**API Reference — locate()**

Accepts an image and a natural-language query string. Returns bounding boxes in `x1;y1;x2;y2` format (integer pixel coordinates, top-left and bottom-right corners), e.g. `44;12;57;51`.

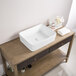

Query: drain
35;38;38;41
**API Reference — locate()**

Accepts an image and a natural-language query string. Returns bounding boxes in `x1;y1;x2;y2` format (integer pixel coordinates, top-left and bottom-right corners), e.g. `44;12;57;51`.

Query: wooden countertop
0;31;74;65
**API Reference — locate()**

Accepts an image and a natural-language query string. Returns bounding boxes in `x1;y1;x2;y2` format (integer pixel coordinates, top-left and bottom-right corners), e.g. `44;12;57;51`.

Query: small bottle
21;67;26;73
28;64;32;68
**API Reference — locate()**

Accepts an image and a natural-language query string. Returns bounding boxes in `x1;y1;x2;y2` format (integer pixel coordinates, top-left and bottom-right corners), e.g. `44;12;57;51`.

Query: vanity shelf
0;28;74;76
5;49;66;76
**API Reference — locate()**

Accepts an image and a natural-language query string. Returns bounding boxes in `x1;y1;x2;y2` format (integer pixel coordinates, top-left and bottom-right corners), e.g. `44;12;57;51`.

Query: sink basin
19;24;56;51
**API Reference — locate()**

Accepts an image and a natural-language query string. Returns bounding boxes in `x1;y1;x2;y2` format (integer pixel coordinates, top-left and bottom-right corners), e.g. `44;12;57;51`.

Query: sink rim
19;24;56;51
19;24;56;46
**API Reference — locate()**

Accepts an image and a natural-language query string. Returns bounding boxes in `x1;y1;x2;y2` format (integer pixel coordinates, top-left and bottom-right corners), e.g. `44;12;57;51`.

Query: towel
57;27;70;36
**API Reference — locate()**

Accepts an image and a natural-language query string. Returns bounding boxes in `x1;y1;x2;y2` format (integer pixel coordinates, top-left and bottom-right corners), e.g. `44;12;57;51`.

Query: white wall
0;0;72;45
66;0;76;34
0;0;72;75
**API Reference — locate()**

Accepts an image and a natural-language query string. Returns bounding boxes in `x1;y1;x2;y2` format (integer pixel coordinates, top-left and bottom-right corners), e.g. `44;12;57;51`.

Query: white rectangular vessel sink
19;24;56;51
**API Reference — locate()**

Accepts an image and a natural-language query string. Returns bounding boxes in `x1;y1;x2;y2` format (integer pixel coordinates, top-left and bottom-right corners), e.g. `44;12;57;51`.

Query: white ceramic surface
19;24;56;51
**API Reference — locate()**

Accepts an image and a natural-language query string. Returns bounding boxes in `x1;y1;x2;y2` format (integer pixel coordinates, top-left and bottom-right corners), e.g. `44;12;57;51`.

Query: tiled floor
0;37;76;76
44;37;76;76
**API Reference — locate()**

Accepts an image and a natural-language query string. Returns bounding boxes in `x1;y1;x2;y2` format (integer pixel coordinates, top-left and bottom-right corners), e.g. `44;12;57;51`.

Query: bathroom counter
0;29;74;76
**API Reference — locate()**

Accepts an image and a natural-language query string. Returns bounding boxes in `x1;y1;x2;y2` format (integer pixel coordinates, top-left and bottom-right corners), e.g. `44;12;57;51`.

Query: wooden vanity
0;28;74;76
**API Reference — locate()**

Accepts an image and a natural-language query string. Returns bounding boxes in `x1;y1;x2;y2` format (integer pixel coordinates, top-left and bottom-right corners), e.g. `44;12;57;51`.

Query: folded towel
57;27;70;36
